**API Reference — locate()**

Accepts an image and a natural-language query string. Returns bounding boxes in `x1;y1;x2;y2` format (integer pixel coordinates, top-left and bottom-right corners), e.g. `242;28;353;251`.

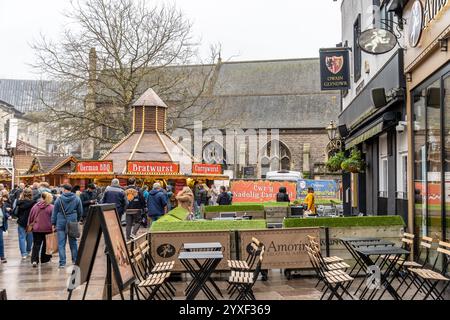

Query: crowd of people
0;179;234;269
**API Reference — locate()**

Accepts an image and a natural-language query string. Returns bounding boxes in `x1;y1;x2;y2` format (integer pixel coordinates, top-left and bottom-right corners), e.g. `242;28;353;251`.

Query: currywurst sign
127;161;179;175
319;48;350;91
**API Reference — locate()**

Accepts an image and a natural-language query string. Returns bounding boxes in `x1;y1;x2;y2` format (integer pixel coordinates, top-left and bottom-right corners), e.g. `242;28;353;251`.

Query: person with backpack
80;183;98;223
0;194;10;263
217;186;232;205
51;184;83;268
124;178;146;240
276;186;290;203
28;192;54;267
101;179;126;220
147;183;168;225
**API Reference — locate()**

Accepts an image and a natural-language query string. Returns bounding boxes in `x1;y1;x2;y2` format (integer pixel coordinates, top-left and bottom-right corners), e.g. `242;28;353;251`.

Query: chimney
132;88;168;132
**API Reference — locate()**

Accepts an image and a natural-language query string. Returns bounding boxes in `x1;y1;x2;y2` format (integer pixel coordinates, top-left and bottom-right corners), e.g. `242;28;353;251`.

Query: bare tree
30;0;234;156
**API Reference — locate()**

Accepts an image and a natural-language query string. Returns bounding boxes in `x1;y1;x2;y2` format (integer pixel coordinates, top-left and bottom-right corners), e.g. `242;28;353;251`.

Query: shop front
339;49;408;219
404;0;450;246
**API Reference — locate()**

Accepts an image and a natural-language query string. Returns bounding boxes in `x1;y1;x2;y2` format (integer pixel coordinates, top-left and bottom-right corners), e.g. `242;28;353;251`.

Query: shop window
379;134;388;198
353;14;362;83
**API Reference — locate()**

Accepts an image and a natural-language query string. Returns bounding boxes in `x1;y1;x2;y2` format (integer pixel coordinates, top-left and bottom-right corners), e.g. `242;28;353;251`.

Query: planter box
264;207;288;224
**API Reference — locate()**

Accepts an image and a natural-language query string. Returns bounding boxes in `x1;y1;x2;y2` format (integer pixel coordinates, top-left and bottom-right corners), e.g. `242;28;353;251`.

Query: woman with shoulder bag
16;188;35;259
28;192;54;267
51;185;83;269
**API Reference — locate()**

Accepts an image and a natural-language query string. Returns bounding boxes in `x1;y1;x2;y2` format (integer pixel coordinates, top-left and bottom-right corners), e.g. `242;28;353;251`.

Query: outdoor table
183;242;223;251
354;246;409;300
340;237;385;278
178;250;224;300
350;240;395;247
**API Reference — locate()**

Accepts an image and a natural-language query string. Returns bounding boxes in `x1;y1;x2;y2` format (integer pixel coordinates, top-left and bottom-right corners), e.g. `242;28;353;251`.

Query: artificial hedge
150;219;267;232
203;204;265;213
283;216;405;228
156;207;188;222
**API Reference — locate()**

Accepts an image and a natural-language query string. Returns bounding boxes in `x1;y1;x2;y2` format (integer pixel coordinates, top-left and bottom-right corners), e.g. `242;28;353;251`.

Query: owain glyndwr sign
319;48;350;90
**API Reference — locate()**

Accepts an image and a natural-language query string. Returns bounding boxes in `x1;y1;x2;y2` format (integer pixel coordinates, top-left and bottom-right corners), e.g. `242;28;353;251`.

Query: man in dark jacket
80;183;98;223
124;178;146;240
16;188;36;259
217;186;232;205
51;184;83;268
147;183;167;225
101;179;127;220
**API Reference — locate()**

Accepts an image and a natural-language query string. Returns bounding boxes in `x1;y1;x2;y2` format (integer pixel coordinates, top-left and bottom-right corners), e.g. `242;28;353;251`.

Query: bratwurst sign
127;161;179;175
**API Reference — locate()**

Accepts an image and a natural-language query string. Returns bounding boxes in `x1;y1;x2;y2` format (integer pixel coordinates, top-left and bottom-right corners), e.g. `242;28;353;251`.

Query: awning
345;122;384;150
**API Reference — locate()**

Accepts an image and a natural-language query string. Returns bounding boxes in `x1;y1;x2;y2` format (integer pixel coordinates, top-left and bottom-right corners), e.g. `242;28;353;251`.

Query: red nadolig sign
192;163;222;175
76;161;113;173
127;161;179;174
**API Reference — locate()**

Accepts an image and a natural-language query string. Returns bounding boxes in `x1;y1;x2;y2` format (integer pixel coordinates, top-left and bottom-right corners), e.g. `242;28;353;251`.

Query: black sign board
319;48;350;91
243;166;255;178
68;204;135;299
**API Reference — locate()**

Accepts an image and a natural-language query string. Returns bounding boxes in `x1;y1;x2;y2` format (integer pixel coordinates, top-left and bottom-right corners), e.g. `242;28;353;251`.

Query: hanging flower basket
341;148;365;173
326;151;346;172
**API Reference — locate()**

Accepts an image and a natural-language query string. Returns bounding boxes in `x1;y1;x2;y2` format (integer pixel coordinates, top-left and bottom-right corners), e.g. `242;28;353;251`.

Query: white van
265;170;303;181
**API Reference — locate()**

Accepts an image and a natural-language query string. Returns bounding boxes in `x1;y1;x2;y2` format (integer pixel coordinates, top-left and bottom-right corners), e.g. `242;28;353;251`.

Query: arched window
260;140;291;177
202;141;226;164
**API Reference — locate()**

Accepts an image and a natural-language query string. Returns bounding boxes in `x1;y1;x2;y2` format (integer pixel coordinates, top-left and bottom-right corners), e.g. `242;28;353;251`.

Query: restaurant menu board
127;161;179;175
101;210;135;289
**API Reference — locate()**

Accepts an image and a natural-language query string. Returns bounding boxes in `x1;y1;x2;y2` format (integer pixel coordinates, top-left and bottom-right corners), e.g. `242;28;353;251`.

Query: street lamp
326;120;337;141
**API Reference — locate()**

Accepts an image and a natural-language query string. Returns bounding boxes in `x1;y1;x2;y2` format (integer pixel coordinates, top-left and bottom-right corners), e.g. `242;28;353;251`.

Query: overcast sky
0;0;342;80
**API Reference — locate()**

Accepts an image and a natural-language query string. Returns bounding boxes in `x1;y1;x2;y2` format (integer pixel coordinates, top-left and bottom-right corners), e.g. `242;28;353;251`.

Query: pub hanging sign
319;48;350;91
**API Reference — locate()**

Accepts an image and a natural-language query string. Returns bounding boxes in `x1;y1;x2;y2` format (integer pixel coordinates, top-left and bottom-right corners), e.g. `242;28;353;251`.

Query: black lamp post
326;120;342;156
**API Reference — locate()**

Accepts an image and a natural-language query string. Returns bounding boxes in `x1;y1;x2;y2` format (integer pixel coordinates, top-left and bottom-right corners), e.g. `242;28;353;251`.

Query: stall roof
20;155;77;177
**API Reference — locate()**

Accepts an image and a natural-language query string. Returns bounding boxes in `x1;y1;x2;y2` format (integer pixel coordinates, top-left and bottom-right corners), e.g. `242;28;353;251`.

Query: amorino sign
239;227;320;269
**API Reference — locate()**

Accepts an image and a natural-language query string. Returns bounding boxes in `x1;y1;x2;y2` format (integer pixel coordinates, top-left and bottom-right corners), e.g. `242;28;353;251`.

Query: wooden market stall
98;88;229;190
18;155;78;186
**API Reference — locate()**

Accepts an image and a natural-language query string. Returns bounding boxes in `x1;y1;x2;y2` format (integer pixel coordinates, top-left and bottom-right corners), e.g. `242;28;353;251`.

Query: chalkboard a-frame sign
68;204;135;300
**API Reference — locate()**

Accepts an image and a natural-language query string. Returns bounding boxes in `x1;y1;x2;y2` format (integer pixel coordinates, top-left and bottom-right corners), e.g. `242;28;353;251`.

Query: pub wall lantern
326;120;337;141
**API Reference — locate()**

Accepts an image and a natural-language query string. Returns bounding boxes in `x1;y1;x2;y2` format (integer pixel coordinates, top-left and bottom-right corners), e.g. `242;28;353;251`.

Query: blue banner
296;179;339;199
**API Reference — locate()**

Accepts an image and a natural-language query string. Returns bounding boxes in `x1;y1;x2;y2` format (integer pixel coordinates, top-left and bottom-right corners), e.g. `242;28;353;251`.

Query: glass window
413;91;427;238
444;74;450;242
353;14;362;83
426;80;441;241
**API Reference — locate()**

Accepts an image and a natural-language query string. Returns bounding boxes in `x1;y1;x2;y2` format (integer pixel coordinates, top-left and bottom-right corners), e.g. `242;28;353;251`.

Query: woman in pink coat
28;192;54;267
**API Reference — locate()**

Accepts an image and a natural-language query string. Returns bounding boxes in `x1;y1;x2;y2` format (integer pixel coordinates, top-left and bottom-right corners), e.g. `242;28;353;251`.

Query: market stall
98;88;229;188
18;155;78;186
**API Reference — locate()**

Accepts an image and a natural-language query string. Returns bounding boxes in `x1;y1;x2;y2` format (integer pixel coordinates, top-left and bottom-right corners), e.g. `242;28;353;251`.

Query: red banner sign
127;161;179;175
230;180;297;203
76;161;113;173
192;163;222;175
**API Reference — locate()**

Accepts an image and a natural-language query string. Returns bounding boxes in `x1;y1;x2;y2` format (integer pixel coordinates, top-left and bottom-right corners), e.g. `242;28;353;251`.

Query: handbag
60;201;80;239
45;232;58;255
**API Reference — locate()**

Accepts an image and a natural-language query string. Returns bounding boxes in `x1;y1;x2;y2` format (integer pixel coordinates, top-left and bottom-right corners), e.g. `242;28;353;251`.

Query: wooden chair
408;241;450;300
305;244;355;300
228;246;265;300
395;236;433;297
307;235;344;264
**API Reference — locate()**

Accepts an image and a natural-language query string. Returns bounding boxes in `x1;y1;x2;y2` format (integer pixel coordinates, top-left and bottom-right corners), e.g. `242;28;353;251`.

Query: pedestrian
10;182;24;210
100;179;126;221
51;184;83;268
80;183;98;223
39;182;52;194
16;188;35;259
28;192;54;267
303;187;317;216
176;187;195;220
147;183;168;225
1;190;13;218
276;186;290;202
217;186;232;205
0;194;10;263
124;178;146;240
31;182;41;202
166;185;174;211
209;184;219;205
142;185;149;203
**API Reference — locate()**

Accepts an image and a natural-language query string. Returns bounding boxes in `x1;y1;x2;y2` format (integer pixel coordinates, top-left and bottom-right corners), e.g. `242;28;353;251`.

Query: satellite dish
358;28;398;55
